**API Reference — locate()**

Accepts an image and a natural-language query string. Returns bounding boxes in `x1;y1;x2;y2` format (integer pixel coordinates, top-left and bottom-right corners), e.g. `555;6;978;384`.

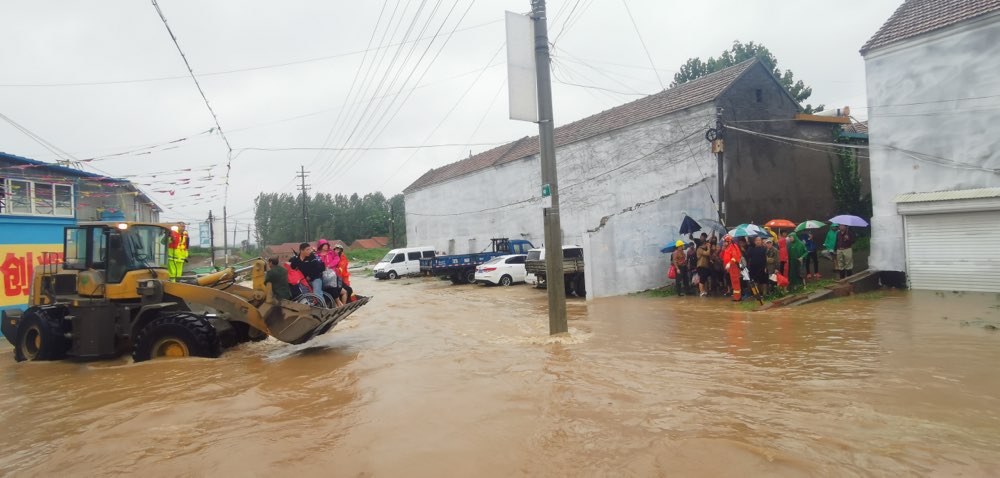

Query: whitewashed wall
863;14;1000;272
405;103;718;296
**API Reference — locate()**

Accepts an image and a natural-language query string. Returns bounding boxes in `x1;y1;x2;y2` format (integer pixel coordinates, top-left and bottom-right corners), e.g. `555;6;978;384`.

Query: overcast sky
1;0;900;234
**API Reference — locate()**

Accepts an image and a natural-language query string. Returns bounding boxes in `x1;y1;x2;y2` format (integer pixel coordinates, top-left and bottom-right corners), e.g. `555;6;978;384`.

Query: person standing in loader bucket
166;222;189;281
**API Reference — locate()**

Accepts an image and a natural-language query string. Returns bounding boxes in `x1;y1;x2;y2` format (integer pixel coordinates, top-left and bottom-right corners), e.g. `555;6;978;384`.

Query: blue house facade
0;152;160;320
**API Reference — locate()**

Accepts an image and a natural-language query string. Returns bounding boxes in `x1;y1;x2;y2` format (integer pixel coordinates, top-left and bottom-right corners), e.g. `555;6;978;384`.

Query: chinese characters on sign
0;247;63;307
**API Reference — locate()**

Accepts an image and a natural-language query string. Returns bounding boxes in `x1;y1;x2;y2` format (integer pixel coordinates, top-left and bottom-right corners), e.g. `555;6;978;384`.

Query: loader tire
132;312;221;362
231;322;268;344
14;307;70;362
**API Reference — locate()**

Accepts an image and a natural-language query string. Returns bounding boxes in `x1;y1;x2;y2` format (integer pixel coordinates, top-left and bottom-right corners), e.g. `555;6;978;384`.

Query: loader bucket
259;296;370;345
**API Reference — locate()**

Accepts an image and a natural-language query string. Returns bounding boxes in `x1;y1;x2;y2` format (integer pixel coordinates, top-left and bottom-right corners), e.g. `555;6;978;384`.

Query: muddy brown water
1;276;999;477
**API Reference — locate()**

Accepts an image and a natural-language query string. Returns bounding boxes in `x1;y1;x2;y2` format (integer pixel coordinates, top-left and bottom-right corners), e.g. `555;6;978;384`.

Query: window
8;179;31;214
564;248;583;259
64;228;89;270
407;252;421;261
506;256;525;264
92;228;107;267
422;251;435;259
0;178;73;217
391;254;404;264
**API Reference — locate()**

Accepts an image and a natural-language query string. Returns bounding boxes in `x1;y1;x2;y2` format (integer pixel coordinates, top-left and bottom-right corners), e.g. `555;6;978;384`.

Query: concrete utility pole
532;0;568;335
711;107;726;226
233;219;238;251
296;165;311;241
389;201;396;249
208;210;215;269
246;227;251;252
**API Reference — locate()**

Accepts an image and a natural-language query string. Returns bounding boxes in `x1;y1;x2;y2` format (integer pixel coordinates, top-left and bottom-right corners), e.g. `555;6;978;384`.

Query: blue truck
420;238;535;284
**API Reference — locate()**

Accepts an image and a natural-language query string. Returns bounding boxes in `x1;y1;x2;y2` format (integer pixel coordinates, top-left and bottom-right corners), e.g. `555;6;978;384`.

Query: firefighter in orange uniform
721;235;742;301
167;222;189;281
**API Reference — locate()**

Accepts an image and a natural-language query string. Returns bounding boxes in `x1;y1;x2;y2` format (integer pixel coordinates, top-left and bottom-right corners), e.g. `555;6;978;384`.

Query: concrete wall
863;14;1000;272
406;103;718;296
717;64;871;225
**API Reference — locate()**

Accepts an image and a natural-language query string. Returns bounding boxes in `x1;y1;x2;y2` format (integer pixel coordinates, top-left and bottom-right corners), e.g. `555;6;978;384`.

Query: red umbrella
765;219;796;229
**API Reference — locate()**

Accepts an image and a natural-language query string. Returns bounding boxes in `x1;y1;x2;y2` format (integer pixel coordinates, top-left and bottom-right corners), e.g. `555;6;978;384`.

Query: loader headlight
118;223;129;230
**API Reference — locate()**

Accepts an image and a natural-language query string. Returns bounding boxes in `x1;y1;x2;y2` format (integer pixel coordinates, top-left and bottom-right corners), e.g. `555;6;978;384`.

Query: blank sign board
506;11;537;122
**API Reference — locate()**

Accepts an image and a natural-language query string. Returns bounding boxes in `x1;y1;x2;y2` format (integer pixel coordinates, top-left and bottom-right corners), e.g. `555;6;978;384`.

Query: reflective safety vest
169;231;189;251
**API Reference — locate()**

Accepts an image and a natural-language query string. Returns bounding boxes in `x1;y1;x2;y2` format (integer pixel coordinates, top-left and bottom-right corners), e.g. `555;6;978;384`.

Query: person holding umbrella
836;224;856;278
722;235;742;301
671;240;690;296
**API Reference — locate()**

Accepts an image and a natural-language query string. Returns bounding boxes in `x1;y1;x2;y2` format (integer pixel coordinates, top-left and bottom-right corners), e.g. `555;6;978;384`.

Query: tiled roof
404;59;760;193
843;119;869;134
350;239;385;250
860;0;1000;54
371;236;389;247
895;187;1000;203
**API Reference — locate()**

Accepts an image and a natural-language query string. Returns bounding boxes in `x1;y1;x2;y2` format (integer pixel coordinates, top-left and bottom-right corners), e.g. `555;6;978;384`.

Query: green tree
831;129;872;220
671;40;824;113
253;190;405;247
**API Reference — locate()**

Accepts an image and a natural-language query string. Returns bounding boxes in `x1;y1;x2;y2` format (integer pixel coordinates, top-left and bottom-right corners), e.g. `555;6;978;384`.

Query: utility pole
532;0;567;335
233;219;238;251
296;165;311;241
208;210;216;269
246;227;251;253
389;201;396;248
708;107;726;226
223;205;229;266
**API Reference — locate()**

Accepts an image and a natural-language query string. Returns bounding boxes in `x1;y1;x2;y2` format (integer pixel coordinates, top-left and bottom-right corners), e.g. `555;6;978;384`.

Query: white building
861;0;1000;292
405;60;855;297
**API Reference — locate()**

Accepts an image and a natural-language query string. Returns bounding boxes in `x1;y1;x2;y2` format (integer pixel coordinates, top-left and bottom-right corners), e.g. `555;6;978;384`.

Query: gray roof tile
861;0;1000;54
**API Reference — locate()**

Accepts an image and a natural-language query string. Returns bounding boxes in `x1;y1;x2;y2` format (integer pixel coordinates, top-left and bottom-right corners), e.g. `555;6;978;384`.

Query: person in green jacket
822;223;839;267
787;233;808;288
264;257;292;301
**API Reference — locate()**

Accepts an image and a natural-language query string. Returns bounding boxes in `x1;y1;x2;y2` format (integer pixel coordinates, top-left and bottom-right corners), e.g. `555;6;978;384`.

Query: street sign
506;11;538;122
198;221;210;247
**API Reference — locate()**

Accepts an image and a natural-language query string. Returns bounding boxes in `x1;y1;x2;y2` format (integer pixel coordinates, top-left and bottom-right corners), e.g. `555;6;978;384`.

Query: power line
150;0;236;208
620;0;663;90
0;18;505;88
233;142;505;154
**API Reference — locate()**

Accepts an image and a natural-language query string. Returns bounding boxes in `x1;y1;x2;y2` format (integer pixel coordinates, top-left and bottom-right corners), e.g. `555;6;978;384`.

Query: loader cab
61;223;170;299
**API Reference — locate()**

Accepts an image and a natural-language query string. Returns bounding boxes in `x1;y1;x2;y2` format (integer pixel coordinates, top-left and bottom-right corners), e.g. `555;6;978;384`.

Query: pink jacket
317;239;340;270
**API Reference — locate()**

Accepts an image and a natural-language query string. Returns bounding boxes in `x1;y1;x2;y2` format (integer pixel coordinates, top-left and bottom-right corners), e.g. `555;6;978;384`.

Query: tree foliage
254;191;406;247
671;40;824;113
831;131;872;220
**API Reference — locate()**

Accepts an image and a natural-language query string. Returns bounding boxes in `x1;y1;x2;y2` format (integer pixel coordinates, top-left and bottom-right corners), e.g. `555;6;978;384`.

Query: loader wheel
231;322;268;344
132;312;221;362
14;308;69;362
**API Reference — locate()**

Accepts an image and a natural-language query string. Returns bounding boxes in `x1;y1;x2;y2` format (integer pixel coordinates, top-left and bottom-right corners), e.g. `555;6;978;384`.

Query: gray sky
1;0;900;233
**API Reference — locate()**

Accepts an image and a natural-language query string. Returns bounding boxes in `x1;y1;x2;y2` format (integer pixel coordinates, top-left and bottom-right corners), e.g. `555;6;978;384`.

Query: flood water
2;275;999;477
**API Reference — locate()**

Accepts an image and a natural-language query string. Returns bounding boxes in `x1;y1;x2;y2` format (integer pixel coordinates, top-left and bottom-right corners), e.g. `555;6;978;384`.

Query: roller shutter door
904;210;1000;292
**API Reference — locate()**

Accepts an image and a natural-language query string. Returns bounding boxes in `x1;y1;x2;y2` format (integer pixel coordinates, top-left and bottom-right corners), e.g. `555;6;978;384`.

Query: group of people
671;225;857;301
264;239;358;307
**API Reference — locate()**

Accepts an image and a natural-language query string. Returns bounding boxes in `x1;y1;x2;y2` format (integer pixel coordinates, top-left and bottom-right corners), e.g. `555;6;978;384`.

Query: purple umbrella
829;214;869;227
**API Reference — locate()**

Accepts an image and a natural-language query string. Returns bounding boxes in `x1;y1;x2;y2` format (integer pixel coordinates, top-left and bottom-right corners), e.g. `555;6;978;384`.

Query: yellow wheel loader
1;222;369;362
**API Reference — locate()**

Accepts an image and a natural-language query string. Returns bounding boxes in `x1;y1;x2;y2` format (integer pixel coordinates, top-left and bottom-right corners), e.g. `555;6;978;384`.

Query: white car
474;254;527;286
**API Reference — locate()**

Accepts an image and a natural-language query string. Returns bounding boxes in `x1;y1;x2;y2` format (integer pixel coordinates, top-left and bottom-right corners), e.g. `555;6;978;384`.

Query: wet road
2;275;999;476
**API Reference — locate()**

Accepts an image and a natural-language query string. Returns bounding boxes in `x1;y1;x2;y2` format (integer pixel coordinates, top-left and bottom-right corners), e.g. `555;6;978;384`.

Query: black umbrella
679;215;701;235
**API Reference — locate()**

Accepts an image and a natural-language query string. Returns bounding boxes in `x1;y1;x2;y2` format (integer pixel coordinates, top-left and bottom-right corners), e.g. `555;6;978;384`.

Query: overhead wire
0;18;505;88
149;0;236;209
619;0;664;90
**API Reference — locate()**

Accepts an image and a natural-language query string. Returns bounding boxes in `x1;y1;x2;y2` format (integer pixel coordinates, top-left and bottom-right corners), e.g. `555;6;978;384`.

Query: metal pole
532;0;567;335
715;107;726;226
223;205;229;266
208;210;215;269
233;219;238;251
246;227;251;252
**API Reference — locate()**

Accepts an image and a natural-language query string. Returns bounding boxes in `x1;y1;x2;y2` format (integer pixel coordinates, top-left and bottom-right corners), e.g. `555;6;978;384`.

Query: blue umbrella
679;216;701;235
829;214;869;227
660;239;693;253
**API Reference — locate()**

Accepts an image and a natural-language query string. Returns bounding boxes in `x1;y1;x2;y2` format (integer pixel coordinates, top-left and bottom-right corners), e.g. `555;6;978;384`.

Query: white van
373;246;435;280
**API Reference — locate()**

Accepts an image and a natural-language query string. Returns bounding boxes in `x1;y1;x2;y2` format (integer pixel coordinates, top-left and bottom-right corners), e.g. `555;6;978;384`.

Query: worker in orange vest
167;222;189;281
721;235;742;301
